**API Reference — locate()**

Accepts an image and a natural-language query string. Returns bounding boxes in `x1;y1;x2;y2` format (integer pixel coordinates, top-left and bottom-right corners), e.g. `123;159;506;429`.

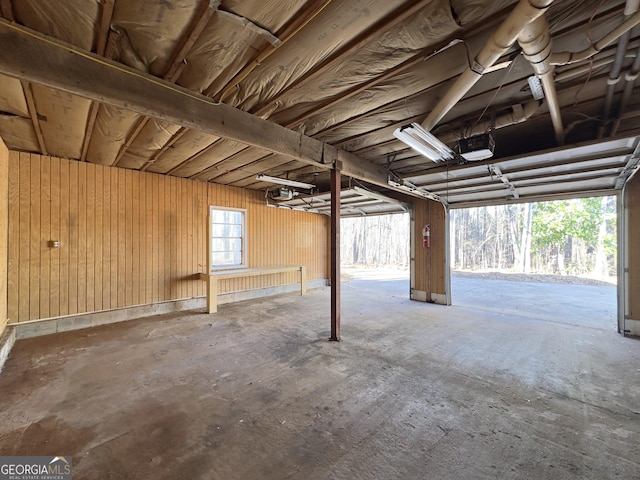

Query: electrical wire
474;55;519;126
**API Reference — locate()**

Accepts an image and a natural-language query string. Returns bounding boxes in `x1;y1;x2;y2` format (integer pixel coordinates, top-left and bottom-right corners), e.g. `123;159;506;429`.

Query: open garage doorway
340;213;411;287
450;196;618;331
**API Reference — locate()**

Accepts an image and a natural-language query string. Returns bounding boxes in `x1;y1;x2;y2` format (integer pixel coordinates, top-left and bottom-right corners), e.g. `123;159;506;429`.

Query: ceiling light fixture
256;174;315;190
393;123;456;162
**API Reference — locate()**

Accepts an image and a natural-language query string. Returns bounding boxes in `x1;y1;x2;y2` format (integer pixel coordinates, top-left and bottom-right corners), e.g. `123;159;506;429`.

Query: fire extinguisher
422;224;430;248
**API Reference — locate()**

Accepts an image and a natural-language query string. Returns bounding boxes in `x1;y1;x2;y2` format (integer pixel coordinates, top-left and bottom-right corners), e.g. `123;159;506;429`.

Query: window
210;206;246;270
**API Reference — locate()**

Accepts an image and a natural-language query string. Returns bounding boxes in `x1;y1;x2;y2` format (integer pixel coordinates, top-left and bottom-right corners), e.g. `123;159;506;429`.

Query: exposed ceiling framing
0;0;639;215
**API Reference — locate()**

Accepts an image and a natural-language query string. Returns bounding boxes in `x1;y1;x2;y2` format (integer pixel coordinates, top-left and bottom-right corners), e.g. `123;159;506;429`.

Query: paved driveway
452;276;617;331
343;267;618;331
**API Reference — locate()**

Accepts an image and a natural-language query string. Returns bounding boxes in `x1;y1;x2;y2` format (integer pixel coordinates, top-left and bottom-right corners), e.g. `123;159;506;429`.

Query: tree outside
451;196;617;280
340;196;617;282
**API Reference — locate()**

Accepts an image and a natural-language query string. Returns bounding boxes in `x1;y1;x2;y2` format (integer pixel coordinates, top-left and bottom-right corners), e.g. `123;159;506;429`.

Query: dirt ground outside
342;265;616;287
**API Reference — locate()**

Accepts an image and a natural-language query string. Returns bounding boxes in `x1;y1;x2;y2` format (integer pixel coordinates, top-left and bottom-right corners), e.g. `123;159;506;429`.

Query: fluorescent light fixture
256;173;315;190
353;186;403;204
393;123;455;162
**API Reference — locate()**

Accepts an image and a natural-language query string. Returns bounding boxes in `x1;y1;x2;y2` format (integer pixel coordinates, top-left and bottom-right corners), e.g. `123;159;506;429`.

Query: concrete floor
0;276;639;479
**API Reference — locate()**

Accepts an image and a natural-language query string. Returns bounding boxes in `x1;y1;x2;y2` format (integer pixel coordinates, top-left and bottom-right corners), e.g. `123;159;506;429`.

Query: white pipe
551;9;640;65
625;0;639;16
438;100;541;144
421;0;554;131
517;16;564;143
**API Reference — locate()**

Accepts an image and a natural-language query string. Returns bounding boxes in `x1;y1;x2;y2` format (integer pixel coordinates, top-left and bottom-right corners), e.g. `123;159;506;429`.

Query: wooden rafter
153;0;334;175
80;0;115;161
112;0;217;167
20;81;47;155
251;0;435;118
0;20;414;195
214;0;333;102
140;128;188;172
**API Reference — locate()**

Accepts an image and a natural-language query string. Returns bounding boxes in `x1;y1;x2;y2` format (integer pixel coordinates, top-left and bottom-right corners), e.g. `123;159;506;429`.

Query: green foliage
531;197;613;248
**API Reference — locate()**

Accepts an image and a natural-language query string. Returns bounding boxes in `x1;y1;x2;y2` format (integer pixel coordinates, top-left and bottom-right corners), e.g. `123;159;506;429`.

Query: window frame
209;206;247;271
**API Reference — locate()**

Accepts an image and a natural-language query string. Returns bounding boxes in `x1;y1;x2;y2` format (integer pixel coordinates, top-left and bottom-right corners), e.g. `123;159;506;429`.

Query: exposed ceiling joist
0;19;420;198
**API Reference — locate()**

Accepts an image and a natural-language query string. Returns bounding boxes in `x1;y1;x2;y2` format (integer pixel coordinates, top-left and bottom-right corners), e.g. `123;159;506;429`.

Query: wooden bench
198;265;307;313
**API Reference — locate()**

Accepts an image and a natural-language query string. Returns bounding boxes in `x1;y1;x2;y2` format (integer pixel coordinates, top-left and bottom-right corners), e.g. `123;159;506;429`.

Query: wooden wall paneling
0;141;8;330
103;165;113;310
627;174;640;321
67;160;79;315
138;172;145;304
138;172;146;305
188;180;194;297
115;168;125;307
197;180;205;296
6;152;330;322
186;179;193;298
432;201;446;295
110;167;118;309
177;178;184;299
85;162;96;313
94;164;103;312
28;154;40;320
49;158;60;317
124;169;132;306
58;160;70;317
77;160;87;314
185;179;192;298
131;169;140;306
39;156;50;319
152;173;160;303
161;175;169;300
7;151;19;322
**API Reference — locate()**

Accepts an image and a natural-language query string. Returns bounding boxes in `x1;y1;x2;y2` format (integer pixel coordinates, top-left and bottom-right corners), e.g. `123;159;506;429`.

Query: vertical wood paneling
102;165;111;310
68;160;79;315
628;174;640;320
125;169;133;306
18;153;30;321
39;156;50;319
94;164;103;312
86;163;96;313
0;141;8;330
131;170;140;306
7;151;20;322
7;153;330;322
77;161;87;314
152;173;159;303
58;160;70;316
117;169;126;308
28;154;40;320
49;158;60;317
110;167;119;309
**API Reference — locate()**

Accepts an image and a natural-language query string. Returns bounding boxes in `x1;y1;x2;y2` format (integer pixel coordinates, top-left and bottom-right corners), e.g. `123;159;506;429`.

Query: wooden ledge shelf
198;266;307;313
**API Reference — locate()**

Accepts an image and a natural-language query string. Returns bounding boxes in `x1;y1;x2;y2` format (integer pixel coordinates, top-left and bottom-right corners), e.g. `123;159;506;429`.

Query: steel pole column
330;164;341;341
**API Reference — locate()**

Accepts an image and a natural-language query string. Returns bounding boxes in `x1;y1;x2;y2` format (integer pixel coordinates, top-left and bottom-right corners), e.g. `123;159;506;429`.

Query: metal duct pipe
610;43;640;136
599;0;639;138
439;100;541;144
550;9;640;66
420;0;554;132
555;57;616;82
517;16;564;143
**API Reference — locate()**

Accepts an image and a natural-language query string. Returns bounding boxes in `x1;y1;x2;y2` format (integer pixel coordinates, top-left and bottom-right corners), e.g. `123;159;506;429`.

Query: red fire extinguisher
422;224;430;248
